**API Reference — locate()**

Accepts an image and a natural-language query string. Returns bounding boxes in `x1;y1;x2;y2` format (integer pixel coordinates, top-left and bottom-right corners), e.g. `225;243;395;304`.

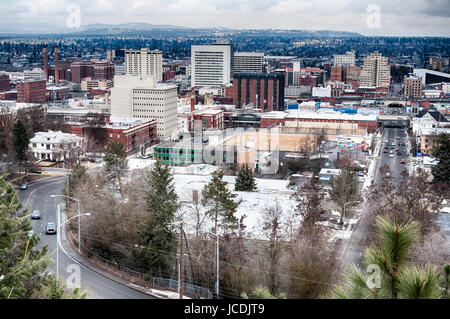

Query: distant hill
0;22;362;38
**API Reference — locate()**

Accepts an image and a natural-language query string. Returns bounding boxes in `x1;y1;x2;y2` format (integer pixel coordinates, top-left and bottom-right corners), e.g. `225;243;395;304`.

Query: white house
411;110;449;136
29;131;85;161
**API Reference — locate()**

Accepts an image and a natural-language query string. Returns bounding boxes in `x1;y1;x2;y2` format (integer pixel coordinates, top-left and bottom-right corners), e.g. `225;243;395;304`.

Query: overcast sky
1;0;449;36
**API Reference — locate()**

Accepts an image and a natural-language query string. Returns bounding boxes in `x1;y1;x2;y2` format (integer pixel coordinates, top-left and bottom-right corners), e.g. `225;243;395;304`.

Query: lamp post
342;200;363;229
54;212;90;278
51;194;81;251
172;220;184;299
200;229;220;299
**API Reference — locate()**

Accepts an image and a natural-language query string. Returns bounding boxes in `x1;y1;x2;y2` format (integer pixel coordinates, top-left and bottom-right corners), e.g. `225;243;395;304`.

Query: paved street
342;126;410;268
18;177;154;299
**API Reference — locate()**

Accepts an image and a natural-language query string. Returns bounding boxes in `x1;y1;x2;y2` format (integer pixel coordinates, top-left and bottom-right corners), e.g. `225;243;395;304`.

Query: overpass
378;114;409;128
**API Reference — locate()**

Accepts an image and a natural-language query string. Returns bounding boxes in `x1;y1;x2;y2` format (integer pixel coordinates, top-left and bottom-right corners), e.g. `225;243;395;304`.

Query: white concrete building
29;131;85;161
312;86;331;97
191;44;233;87
360;51;390;87
110;75;178;140
234;52;264;73
24;68;45;81
125;49;163;82
81;78;114;91
114;64;126;75
334;51;356;67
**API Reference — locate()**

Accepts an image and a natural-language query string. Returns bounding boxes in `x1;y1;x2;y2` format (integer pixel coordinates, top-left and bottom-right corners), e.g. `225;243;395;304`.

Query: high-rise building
232;73;285;111
404;76;422;98
360;51;390;87
334;51;356;67
191;43;234;87
343;66;361;89
110;75;177;140
234;52;264;74
330;66;343;82
125;49;163;82
16;79;46;103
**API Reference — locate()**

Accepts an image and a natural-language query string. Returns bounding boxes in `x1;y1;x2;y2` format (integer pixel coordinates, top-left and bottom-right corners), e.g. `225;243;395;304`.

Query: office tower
232;73;285;111
334;50;356;67
360;51;390;87
404;76;422;98
191;43;234;87
125;48;163;82
110;75;177;140
234;52;264;73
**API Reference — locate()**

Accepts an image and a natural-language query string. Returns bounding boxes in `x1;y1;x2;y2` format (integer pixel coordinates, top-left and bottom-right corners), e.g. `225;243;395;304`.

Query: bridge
378;114;409;121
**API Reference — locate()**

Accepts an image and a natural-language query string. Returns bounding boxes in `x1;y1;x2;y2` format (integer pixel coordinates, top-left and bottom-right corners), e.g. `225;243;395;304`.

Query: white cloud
0;0;448;36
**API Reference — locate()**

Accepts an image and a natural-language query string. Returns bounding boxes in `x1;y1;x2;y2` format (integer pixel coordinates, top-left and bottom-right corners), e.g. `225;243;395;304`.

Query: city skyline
0;0;449;37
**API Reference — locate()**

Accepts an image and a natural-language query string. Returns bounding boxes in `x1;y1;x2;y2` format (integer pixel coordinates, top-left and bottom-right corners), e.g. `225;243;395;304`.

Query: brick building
0;73;11;92
16;80;46;103
71;60;114;83
232;72;285;111
71;117;158;155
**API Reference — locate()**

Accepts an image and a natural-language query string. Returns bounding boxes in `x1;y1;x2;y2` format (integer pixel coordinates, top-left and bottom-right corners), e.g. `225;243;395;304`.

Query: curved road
18;177;154;299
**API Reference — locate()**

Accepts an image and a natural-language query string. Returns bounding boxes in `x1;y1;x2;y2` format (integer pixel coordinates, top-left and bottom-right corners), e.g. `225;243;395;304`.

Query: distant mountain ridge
0;22;362;37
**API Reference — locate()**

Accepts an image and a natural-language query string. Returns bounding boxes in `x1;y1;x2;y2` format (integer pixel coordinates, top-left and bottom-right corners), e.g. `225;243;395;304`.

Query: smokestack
43;45;48;81
190;97;195;113
54;45;59;84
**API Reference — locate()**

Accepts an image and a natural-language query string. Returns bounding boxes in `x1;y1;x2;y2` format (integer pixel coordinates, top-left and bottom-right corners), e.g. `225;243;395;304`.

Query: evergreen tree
12;119;29;165
327;215;444;299
431;133;450;185
102;139;128;191
138;159;180;276
241;286;286;299
234;164;257;192
0;174;83;299
202;170;238;233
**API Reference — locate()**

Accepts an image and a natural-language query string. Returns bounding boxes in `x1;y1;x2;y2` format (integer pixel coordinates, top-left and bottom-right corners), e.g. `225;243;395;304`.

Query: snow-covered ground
173;174;297;239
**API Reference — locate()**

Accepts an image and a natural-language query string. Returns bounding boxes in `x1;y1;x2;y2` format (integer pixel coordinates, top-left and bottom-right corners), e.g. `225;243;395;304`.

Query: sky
0;0;449;37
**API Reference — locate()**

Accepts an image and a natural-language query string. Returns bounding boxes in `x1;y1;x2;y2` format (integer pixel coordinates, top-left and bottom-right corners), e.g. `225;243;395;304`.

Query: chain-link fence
79;243;214;299
152;277;213;299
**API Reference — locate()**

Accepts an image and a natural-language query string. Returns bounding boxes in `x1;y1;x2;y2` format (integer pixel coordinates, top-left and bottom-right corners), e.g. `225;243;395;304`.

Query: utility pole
179;222;184;299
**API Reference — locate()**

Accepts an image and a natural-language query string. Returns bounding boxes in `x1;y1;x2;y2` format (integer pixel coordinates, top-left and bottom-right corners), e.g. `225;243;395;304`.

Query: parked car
45;223;57;235
389;154;394;158
401;159;406;164
28;230;34;239
19;183;28;190
31;210;41;220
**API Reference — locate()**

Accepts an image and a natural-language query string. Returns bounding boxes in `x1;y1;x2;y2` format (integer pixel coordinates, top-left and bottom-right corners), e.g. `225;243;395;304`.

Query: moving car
389;154;394;158
45;223;57;235
19;183;28;190
31;210;41;220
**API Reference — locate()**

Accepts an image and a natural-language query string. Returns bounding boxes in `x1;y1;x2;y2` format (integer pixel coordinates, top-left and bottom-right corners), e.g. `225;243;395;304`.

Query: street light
50;194;81;251
342;200;363;229
54;212;90;278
